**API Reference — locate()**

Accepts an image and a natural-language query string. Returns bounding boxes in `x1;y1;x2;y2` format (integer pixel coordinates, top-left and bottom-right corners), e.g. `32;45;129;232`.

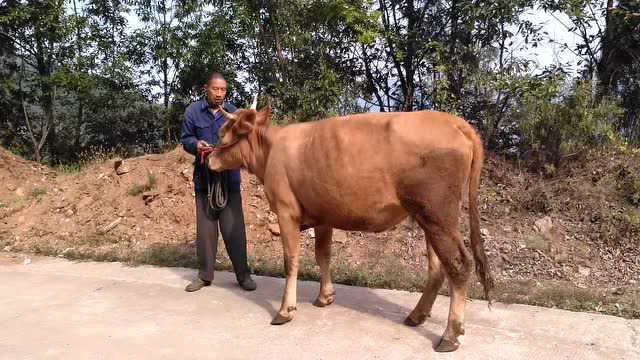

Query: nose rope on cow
199;147;228;215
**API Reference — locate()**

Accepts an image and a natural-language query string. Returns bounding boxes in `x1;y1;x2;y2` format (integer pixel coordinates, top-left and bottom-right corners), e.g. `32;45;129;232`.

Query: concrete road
0;254;638;360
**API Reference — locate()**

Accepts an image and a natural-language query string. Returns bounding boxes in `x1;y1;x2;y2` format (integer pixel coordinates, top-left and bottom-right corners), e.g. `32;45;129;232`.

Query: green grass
75;233;119;247
488;280;640;319
525;234;547;251
6;242;639;320
135;243;197;268
127;174;158;196
55;163;85;174
30;187;48;200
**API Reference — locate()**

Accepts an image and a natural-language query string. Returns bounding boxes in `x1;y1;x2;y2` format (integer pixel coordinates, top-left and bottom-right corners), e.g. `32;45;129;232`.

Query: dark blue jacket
180;99;241;193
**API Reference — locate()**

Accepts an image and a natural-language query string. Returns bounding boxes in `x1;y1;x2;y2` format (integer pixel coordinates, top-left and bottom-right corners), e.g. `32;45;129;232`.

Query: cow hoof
271;307;296;325
312;295;335;308
403;313;427;327
435;338;460;352
271;313;293;325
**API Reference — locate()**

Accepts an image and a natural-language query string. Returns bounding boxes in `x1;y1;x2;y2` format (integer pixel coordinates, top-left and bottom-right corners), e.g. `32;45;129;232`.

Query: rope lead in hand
207;168;228;214
199;146;229;217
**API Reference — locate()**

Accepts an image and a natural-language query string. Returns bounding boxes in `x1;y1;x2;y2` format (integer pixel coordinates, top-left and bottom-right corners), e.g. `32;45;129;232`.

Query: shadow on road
169;265;442;348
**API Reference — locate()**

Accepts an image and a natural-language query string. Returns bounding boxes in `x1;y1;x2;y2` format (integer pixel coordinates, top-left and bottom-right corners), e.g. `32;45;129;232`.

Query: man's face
205;78;227;106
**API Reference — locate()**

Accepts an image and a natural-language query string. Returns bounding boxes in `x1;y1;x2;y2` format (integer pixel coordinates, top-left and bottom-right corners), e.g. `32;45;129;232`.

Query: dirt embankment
1;145;639;317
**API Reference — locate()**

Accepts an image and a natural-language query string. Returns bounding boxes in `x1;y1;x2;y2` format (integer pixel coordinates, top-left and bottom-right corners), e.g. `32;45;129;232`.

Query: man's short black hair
206;72;226;85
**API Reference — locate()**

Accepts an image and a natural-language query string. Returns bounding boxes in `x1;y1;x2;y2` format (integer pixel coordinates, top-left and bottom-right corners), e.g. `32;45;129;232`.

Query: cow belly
305;199;408;232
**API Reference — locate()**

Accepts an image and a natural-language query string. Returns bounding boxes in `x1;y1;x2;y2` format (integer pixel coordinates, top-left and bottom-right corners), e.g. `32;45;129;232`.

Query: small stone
3;245;12;252
23;258;31;265
100;217;123;234
142;191;160;204
534;216;553;234
578;266;591;277
114;158;130;175
333;230;348;244
480;228;490;237
612;288;626;296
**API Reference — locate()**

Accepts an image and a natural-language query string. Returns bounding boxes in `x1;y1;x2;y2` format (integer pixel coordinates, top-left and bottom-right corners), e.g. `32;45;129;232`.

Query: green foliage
616;165;640;206
517;78;623;172
233;0;366;121
332;0;380;45
1;0;639;165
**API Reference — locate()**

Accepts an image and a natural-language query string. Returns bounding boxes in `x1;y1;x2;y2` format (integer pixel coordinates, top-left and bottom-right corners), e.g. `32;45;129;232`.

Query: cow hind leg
404;194;472;352
313;226;336;307
404;241;445;326
426;224;473;352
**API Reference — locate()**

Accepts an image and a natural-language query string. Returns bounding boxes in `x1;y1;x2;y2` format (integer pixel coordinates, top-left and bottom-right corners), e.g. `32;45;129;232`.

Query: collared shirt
180;99;240;193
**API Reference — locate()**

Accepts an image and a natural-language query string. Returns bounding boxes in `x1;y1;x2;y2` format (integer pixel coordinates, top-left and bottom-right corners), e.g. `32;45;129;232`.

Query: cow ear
256;104;272;127
233;111;256;134
244;110;257;124
235;120;253;134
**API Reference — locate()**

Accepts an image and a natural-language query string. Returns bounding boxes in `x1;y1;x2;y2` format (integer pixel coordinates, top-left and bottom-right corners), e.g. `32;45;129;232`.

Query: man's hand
196;140;211;151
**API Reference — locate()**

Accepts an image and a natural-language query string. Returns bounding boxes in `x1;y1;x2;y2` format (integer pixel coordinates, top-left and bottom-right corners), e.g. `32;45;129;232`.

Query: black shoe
238;275;257;291
185;278;211;292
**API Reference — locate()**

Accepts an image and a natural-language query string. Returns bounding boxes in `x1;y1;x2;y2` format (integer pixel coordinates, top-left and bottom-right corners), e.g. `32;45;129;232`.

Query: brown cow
209;105;494;352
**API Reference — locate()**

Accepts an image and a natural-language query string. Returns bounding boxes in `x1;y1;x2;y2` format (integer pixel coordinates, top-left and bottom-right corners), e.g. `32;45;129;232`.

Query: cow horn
218;105;237;121
250;94;258;110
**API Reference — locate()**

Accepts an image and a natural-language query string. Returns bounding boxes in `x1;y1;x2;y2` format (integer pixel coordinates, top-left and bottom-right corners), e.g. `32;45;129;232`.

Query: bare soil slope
1;145;638;316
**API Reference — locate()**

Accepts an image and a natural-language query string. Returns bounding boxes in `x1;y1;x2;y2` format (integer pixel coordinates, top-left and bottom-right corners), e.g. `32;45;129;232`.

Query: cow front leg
271;215;301;325
313;226;335;307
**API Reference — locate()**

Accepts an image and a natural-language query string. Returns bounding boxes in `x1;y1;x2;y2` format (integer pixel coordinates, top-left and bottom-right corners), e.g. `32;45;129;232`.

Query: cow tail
466;125;494;305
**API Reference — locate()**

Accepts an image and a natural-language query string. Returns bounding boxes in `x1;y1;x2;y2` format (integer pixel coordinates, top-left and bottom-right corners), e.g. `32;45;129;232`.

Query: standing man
180;72;256;292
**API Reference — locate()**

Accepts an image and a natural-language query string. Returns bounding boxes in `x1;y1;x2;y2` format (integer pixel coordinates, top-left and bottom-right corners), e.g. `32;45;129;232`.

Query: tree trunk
45;89;57;163
361;44;386;111
597;0;615;99
447;0;460;102
162;0;171;143
72;0;84;153
402;0;417;112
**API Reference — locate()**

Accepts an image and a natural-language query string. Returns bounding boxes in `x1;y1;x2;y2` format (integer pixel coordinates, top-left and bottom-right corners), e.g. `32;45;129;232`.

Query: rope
199;147;229;216
206;169;229;213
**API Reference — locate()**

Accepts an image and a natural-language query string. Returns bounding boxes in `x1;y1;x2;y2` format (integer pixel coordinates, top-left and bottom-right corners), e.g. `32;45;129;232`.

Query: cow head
207;103;272;172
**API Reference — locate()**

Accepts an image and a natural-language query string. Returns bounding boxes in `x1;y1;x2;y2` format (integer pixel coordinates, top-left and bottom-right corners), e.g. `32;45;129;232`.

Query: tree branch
587;3;603;36
360;44;386;111
378;0;407;104
19;52;39;155
0;32;39;59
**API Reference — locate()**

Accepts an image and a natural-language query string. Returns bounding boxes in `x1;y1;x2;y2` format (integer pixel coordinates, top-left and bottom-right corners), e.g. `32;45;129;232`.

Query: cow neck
246;125;280;182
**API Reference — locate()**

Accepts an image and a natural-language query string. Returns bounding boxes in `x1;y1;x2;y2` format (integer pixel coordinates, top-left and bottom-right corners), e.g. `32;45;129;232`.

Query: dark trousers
195;191;250;282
